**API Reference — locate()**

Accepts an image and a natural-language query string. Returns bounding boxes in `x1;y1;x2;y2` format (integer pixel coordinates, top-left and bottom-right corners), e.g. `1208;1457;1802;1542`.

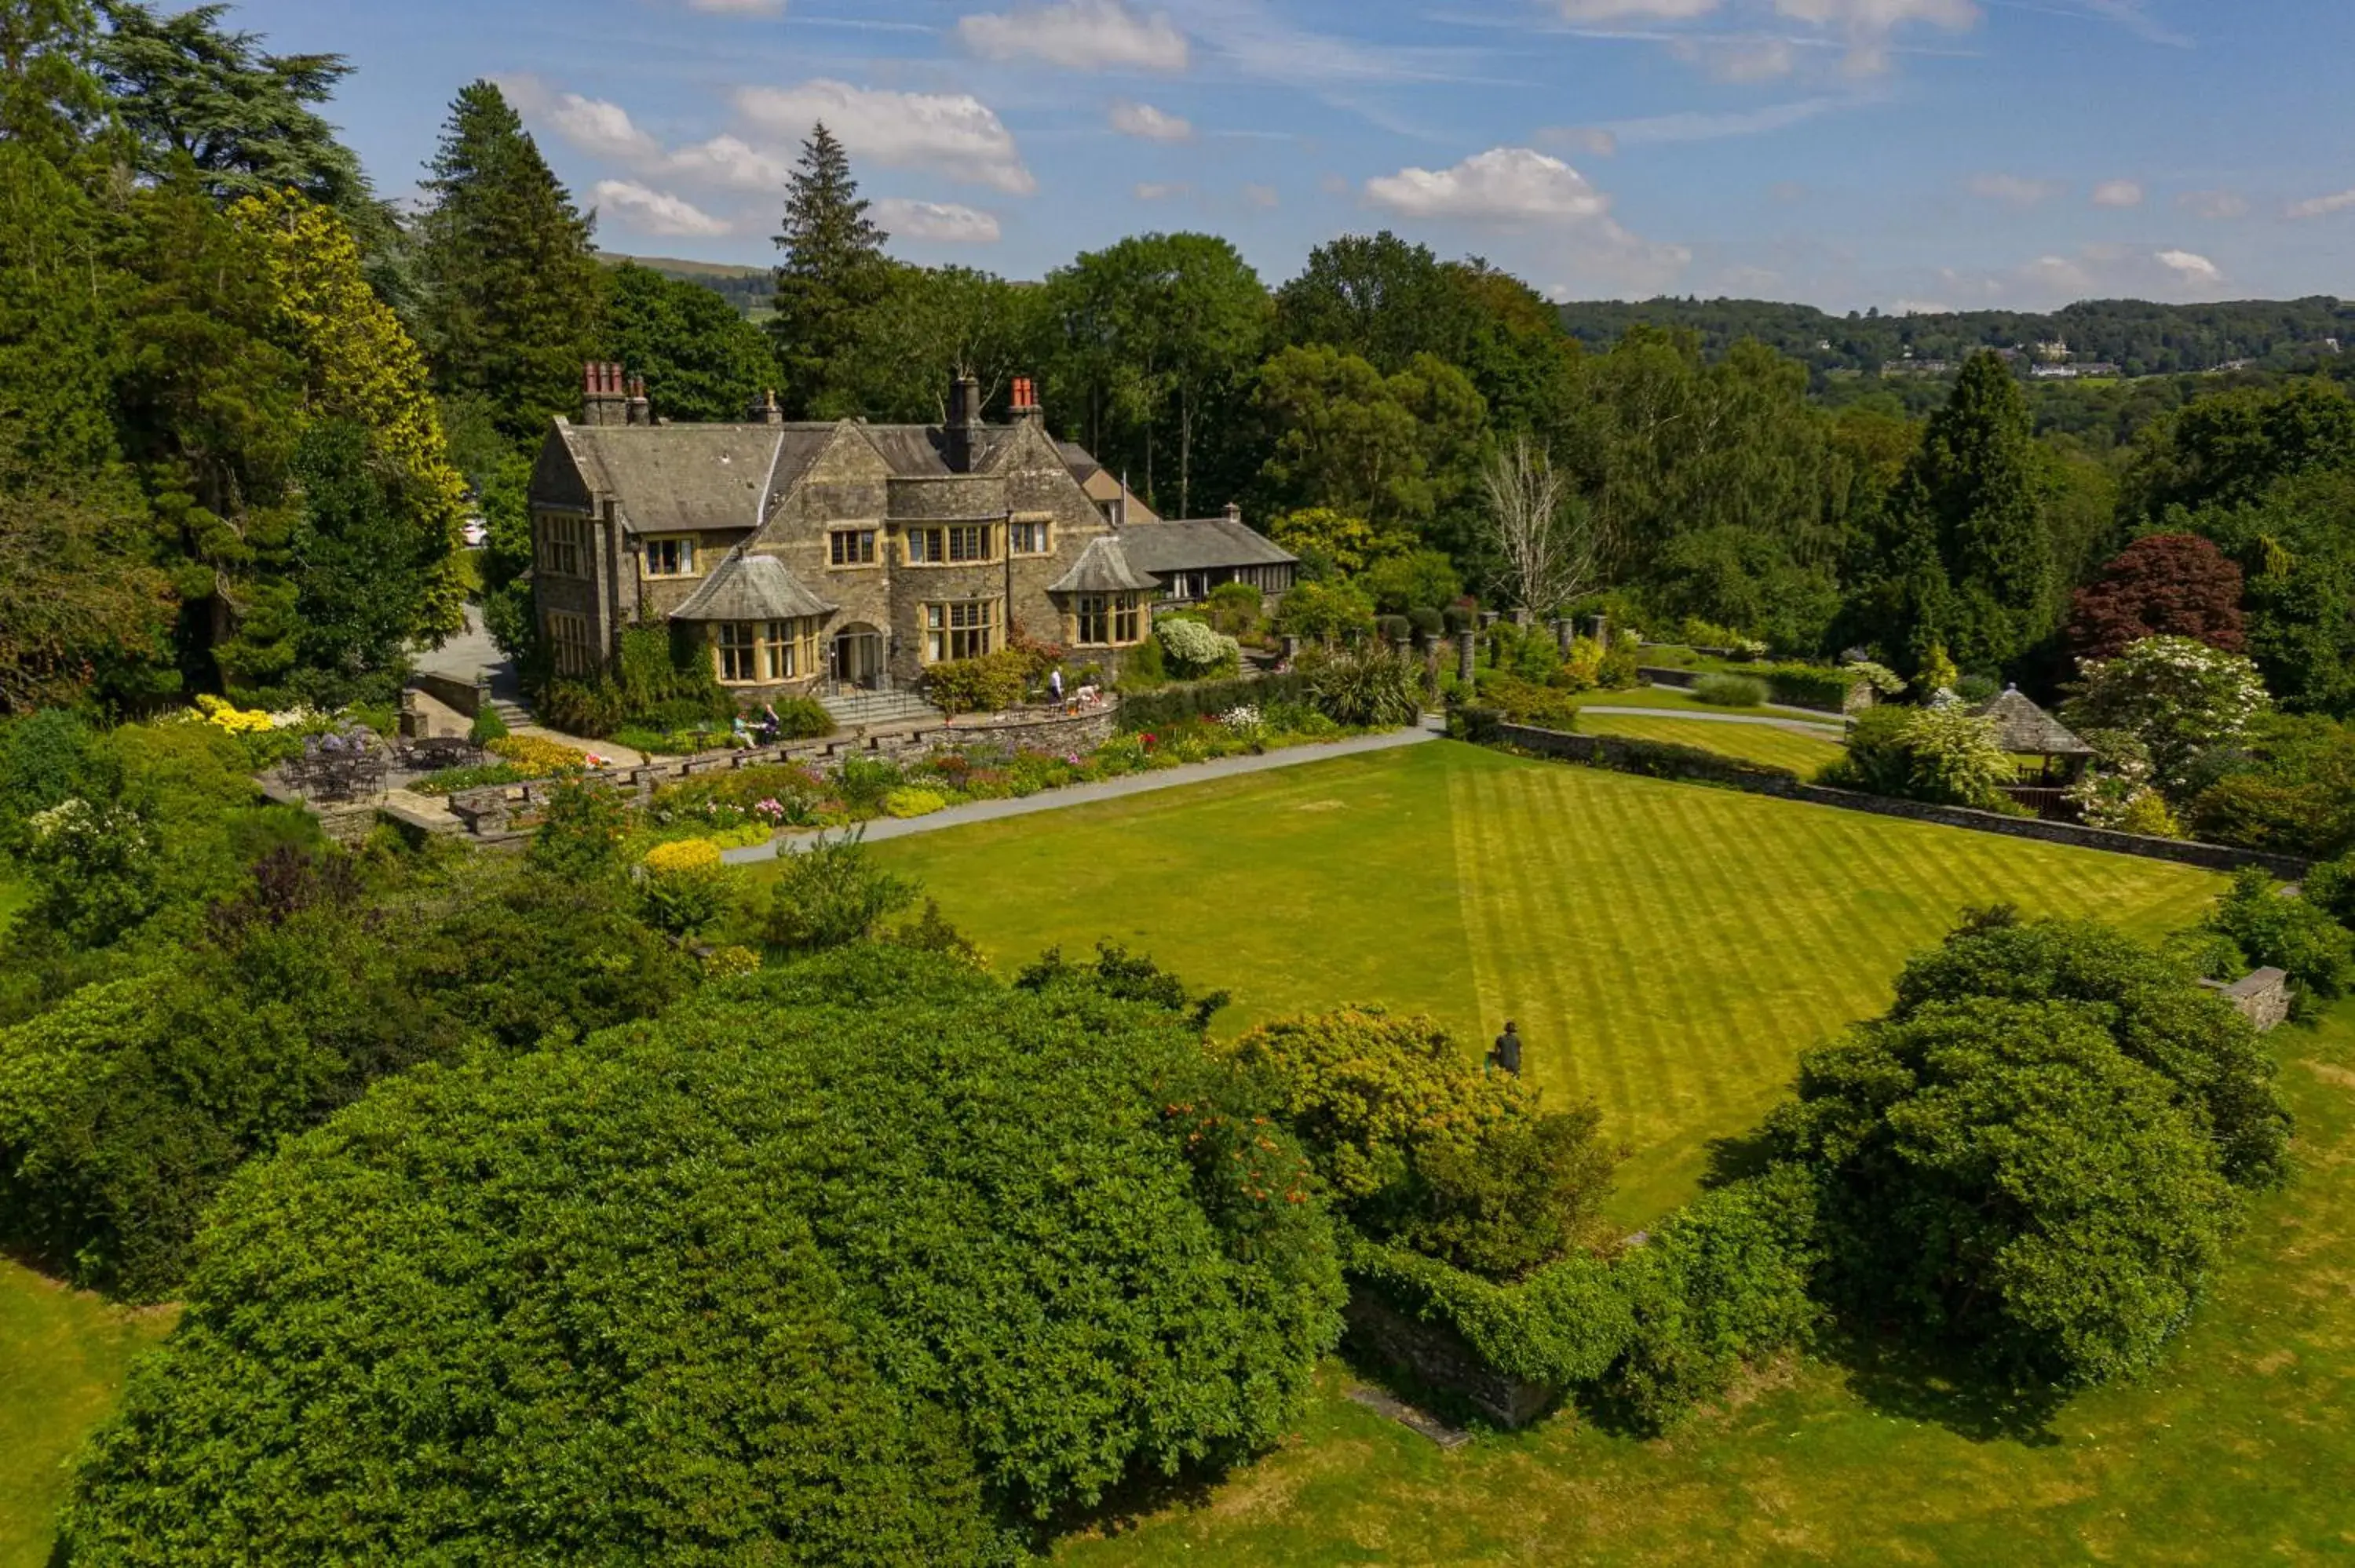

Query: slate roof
1047;536;1156;595
1115;515;1298;576
668;552;838;623
560;424;829;537
1056;440;1104;484
1975;687;2094;755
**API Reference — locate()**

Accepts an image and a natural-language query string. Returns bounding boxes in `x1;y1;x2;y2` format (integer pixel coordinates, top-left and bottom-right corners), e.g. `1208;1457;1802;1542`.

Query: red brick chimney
1010;375;1042;424
583;363;629;428
626;374;651;427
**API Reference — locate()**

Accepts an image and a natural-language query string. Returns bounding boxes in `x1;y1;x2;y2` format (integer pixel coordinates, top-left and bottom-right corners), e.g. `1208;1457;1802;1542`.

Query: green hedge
1345;1237;1632;1388
1119;672;1307;732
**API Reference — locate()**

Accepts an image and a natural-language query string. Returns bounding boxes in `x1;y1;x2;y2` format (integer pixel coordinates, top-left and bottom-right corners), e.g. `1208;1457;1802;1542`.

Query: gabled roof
1048;537;1156;595
1975;687;2094;755
1115;515;1298;576
669;552;837;623
559;423;826;536
1056;440;1104;484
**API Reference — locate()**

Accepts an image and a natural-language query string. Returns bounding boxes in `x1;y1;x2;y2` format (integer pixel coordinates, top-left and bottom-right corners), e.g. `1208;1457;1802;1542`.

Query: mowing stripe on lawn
1576;712;1848;776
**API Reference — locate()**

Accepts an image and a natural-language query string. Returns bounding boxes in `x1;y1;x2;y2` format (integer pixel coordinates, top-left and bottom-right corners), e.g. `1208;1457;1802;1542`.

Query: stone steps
820;690;943;729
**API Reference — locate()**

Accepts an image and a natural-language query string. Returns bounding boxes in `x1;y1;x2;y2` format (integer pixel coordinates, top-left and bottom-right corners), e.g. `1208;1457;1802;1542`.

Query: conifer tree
1874;352;2053;673
415;80;604;441
770;122;889;415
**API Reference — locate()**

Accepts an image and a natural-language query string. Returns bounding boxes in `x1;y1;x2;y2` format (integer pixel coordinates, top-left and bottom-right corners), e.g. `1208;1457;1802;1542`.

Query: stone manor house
528;365;1297;699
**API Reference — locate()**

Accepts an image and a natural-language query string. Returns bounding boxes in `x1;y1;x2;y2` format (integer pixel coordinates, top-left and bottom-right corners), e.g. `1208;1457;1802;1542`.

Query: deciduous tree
2067;533;2246;660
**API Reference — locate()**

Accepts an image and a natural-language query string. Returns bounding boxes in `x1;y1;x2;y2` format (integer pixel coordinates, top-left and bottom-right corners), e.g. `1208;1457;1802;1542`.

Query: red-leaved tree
2067;533;2247;661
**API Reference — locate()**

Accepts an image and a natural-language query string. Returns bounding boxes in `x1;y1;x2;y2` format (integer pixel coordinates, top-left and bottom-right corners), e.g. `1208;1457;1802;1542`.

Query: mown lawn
1575;712;1847;779
1057;1006;2355;1566
858;741;2219;1218
0;1265;175;1568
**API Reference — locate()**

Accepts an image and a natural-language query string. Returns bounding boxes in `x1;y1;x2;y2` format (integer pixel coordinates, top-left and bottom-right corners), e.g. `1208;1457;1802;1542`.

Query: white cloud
873;198;1002;243
1109;100;1192;141
957;0;1188;72
1769;0;1980;75
1893;298;1952;315
593;180;731;236
1243;182;1280;209
2091;178;2145;209
735;80;1035;194
685;0;785;12
2287;188;2355;220
1952;243;2232;308
665;134;792;192
2156;249;2222;284
2178;188;2249;221
1366;147;1609;224
1133;181;1192;201
1968;172;2063;206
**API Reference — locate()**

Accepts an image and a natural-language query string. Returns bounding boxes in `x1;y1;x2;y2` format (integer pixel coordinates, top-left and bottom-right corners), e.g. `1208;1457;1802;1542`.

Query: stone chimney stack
747;388;785;427
582;362;629;427
945;374;979;473
626;375;651;427
1222;501;1243;525
1010;374;1042;425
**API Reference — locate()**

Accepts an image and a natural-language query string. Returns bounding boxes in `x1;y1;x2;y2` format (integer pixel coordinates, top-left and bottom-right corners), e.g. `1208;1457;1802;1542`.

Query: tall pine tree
415;81;604;442
770;122;889;417
1871;351;2054;674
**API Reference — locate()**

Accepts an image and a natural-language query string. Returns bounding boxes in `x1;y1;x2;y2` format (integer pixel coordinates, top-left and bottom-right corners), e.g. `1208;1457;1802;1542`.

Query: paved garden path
1585;706;1849;739
721;724;1439;864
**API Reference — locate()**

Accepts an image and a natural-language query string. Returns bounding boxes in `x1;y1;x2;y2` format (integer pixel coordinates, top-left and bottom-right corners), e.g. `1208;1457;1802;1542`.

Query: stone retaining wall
1498;722;2313;879
444;704;1119;836
1342;1289;1557;1429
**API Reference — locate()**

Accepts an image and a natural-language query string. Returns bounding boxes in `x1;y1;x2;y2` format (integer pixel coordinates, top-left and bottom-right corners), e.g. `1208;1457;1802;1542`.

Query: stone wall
1496;721;2313;879
1342;1289;1557;1429
444;703;1119;837
2206;968;2293;1032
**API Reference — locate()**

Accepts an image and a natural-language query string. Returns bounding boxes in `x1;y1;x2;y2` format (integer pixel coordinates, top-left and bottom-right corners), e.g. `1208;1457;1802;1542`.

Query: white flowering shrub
1156;618;1243;678
2063;636;2269;798
1219;704;1265;736
24;798;162;946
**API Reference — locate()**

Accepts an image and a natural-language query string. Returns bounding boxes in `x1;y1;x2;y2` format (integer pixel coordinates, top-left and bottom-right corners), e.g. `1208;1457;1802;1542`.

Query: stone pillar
1553;618;1574;655
1456;630;1477;687
1480;611;1501;630
1282;634;1302;662
1588;614;1610;644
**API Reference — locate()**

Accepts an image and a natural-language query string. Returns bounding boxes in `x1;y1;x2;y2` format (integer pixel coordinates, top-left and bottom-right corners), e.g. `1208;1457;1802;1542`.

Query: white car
462;516;489;549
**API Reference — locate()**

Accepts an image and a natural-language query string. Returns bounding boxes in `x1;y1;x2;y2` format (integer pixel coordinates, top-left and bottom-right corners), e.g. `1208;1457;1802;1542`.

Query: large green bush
1766;996;2239;1388
1820;705;2015;811
925;648;1035;714
1889;913;2290;1186
64;948;1345;1558
1693;673;1767;708
1605;1168;1822;1429
1233;1008;1618;1281
0;855;691;1299
2202;866;2354;1008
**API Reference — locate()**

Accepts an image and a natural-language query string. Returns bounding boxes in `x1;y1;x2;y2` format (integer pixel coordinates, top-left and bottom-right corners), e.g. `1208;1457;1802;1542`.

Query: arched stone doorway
830;623;885;691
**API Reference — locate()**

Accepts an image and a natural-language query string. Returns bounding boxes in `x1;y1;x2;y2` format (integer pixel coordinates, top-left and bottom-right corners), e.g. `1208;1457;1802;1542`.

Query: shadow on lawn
1696;1131;2072;1447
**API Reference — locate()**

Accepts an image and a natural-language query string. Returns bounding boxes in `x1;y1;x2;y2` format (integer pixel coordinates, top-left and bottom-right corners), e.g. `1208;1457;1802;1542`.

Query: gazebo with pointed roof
1974;685;2095;783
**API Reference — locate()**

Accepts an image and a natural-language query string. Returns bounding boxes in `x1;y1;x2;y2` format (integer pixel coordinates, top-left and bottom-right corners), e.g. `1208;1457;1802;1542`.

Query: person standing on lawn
1491;1020;1523;1077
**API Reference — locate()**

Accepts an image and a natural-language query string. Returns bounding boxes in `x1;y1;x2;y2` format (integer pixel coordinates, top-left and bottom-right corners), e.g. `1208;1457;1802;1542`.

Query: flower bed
628;702;1364;847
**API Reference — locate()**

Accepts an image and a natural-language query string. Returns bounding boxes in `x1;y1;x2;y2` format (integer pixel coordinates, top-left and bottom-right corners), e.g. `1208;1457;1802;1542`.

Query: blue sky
239;0;2353;310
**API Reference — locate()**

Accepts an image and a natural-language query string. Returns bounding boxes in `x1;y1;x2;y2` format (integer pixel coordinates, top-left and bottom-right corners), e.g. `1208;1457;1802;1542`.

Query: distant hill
1554;296;2355;379
600;252;772;315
